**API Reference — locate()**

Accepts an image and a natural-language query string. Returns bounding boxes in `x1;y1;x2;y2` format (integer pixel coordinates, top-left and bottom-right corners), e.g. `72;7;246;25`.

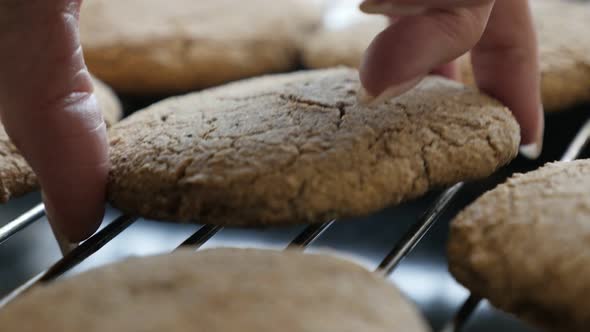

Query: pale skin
359;0;543;151
0;0;541;242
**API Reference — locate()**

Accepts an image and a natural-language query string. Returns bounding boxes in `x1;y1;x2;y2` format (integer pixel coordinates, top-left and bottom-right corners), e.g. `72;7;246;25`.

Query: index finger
0;0;108;242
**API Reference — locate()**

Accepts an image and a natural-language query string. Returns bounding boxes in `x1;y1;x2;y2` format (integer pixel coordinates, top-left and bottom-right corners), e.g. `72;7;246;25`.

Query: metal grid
0;118;589;331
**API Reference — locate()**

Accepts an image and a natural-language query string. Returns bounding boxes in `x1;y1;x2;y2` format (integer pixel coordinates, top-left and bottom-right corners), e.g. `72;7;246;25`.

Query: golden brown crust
448;160;590;332
80;0;321;94
0;77;122;202
108;67;519;225
0;248;431;332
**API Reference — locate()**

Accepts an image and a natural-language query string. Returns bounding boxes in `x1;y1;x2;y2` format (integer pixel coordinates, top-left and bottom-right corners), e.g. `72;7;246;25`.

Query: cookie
80;0;321;94
448;160;590;332
0;248;431;332
0;127;37;203
304;0;590;112
0;77;122;203
108;67;519;225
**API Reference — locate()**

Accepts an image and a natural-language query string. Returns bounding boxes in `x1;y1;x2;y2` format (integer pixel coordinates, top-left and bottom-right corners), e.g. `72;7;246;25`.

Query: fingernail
358;77;423;106
519;106;545;160
359;0;426;15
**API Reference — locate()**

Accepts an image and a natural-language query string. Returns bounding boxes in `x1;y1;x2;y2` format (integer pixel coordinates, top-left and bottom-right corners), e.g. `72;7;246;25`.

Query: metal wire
439;295;483;332
287;181;464;259
562;119;590;162
0;214;137;308
441;117;590;332
288;220;335;248
0;273;44;308
0;203;45;245
176;224;223;250
377;182;464;275
41;214;137;282
0;201;75;256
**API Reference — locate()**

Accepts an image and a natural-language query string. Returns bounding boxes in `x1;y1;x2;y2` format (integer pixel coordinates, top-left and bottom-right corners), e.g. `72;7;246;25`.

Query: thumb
0;0;108;241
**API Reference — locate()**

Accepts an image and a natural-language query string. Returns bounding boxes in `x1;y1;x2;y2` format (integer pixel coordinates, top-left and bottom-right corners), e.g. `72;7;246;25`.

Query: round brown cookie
302;17;387;69
460;0;590;112
0;248;431;332
448;159;590;332
80;0;321;94
0;77;122;203
108;67;519;225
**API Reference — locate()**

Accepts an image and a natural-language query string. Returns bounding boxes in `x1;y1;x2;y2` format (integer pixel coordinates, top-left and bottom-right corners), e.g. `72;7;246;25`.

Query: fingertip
360;6;491;97
358;20;409;96
42;167;107;242
357;76;423;106
358;27;420;96
32;95;110;243
359;37;386;96
359;33;425;104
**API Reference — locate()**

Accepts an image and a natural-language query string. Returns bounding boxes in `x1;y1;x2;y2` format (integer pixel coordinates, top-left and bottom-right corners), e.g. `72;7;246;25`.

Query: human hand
359;0;543;158
0;0;108;242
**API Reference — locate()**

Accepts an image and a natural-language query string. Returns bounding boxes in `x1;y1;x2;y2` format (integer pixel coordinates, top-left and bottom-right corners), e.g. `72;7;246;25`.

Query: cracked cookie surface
108;67;519;225
0;248;430;332
0;78;122;203
80;0;321;94
448;159;590;332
